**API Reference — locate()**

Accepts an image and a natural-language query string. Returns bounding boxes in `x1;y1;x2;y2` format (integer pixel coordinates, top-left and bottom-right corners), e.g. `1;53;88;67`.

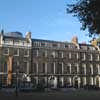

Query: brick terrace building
0;30;100;88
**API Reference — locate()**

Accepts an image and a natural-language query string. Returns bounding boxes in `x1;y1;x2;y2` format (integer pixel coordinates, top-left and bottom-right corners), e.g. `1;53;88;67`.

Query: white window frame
90;64;93;75
62;52;64;58
14;49;19;56
69;52;71;59
26;62;29;74
96;54;99;61
76;63;79;74
52;51;55;58
90;77;93;85
3;48;9;55
76;53;79;59
62;62;64;74
90;54;93;61
36;63;38;74
45;50;47;57
68;63;71;74
83;77;86;85
24;49;29;57
82;64;86;75
82;53;86;61
97;55;99;61
96;64;100;74
36;50;39;57
54;62;56;74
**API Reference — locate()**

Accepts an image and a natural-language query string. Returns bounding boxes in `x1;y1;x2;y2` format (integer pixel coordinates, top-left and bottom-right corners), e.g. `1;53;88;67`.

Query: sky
0;0;91;43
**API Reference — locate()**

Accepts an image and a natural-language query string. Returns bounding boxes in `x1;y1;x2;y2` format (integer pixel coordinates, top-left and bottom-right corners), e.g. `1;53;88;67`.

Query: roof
4;32;23;38
32;38;70;44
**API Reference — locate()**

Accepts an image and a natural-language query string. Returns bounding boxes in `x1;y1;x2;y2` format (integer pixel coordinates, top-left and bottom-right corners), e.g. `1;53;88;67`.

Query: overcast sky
0;0;91;43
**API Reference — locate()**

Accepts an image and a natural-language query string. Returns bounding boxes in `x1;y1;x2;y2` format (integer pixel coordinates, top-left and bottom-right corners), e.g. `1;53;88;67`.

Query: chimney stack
25;32;31;43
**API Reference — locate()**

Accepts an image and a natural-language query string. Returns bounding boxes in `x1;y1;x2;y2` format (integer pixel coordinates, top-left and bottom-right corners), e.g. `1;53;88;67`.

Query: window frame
3;48;9;55
24;49;29;57
14;49;19;56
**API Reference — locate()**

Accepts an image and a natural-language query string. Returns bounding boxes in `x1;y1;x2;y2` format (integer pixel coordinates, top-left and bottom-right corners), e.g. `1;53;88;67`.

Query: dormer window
41;42;45;47
64;44;68;48
88;46;95;50
4;39;10;44
68;44;75;49
80;45;87;50
52;43;58;48
14;40;19;43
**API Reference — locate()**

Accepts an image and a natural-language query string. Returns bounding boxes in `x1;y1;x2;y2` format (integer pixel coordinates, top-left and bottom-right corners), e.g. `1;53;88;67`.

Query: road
0;89;100;100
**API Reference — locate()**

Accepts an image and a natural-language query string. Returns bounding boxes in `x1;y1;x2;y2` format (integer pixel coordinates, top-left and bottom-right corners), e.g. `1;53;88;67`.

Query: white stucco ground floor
0;74;100;89
32;75;100;89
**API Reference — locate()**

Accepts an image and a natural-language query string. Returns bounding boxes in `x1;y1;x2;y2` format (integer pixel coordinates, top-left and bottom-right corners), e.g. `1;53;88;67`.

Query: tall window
58;52;63;58
51;63;54;74
51;51;55;58
64;66;67;74
13;61;19;72
82;64;86;75
89;77;93;85
83;77;86;85
66;63;71;74
23;61;29;73
23;62;27;73
90;54;93;61
32;63;37;73
14;40;19;45
33;49;38;57
4;63;7;73
74;63;79;74
81;53;86;61
42;50;47;57
88;54;93;61
95;54;99;61
96;64;100;74
38;63;46;73
24;49;29;57
76;53;79;59
57;63;62;74
69;52;71;59
42;63;45;73
14;49;19;56
3;48;9;55
89;64;93;75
